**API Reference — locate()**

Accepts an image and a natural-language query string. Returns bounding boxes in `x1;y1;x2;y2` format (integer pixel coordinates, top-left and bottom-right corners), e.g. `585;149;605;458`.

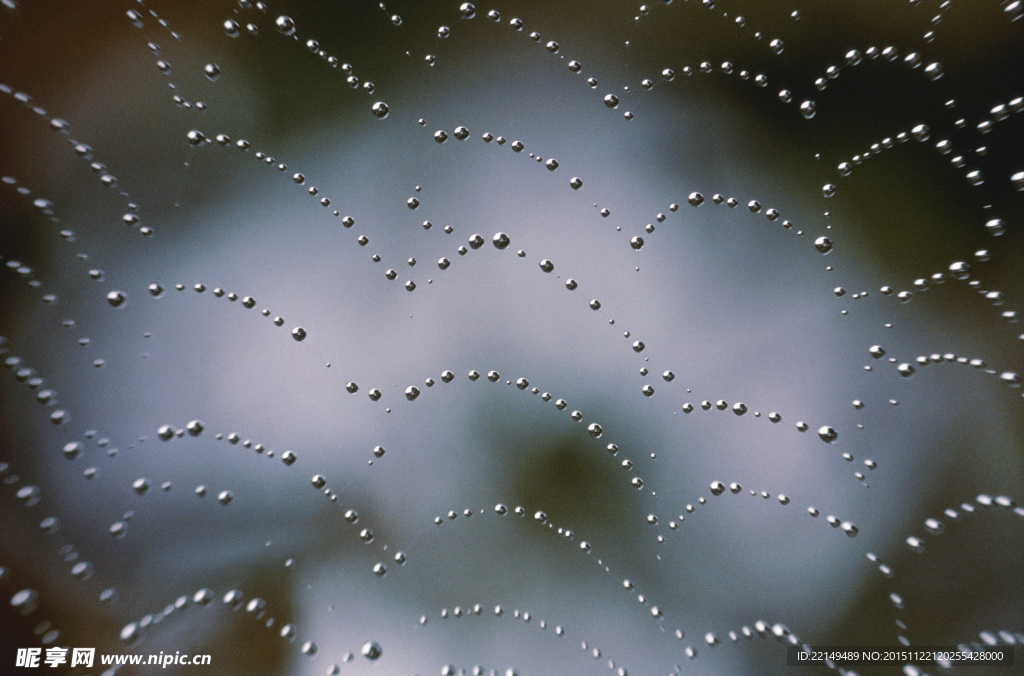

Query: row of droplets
424;600;626;676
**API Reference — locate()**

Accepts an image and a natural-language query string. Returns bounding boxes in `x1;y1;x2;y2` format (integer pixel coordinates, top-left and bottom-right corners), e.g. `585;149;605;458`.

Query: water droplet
275;15;296;36
63;441;83;460
985;218;1006;236
361;641;382;661
106;290;127;307
1013;171;1024;191
71;561;94;580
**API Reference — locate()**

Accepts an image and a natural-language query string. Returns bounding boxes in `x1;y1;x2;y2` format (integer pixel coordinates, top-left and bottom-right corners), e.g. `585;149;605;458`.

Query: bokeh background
1;1;1022;674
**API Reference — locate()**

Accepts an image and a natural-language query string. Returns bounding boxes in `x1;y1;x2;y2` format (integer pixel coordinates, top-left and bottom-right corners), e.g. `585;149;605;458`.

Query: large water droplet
361;641;382;661
106;290;127;307
275;15;297;36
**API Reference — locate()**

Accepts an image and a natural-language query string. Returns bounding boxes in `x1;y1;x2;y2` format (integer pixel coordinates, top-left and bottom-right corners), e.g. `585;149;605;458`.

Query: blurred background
1;1;1022;674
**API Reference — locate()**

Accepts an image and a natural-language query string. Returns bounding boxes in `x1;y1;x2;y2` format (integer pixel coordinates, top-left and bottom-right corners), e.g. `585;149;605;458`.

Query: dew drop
275;15;296;36
985;218;1006;236
1012;171;1024;191
361;640;383;661
106;290;127;308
